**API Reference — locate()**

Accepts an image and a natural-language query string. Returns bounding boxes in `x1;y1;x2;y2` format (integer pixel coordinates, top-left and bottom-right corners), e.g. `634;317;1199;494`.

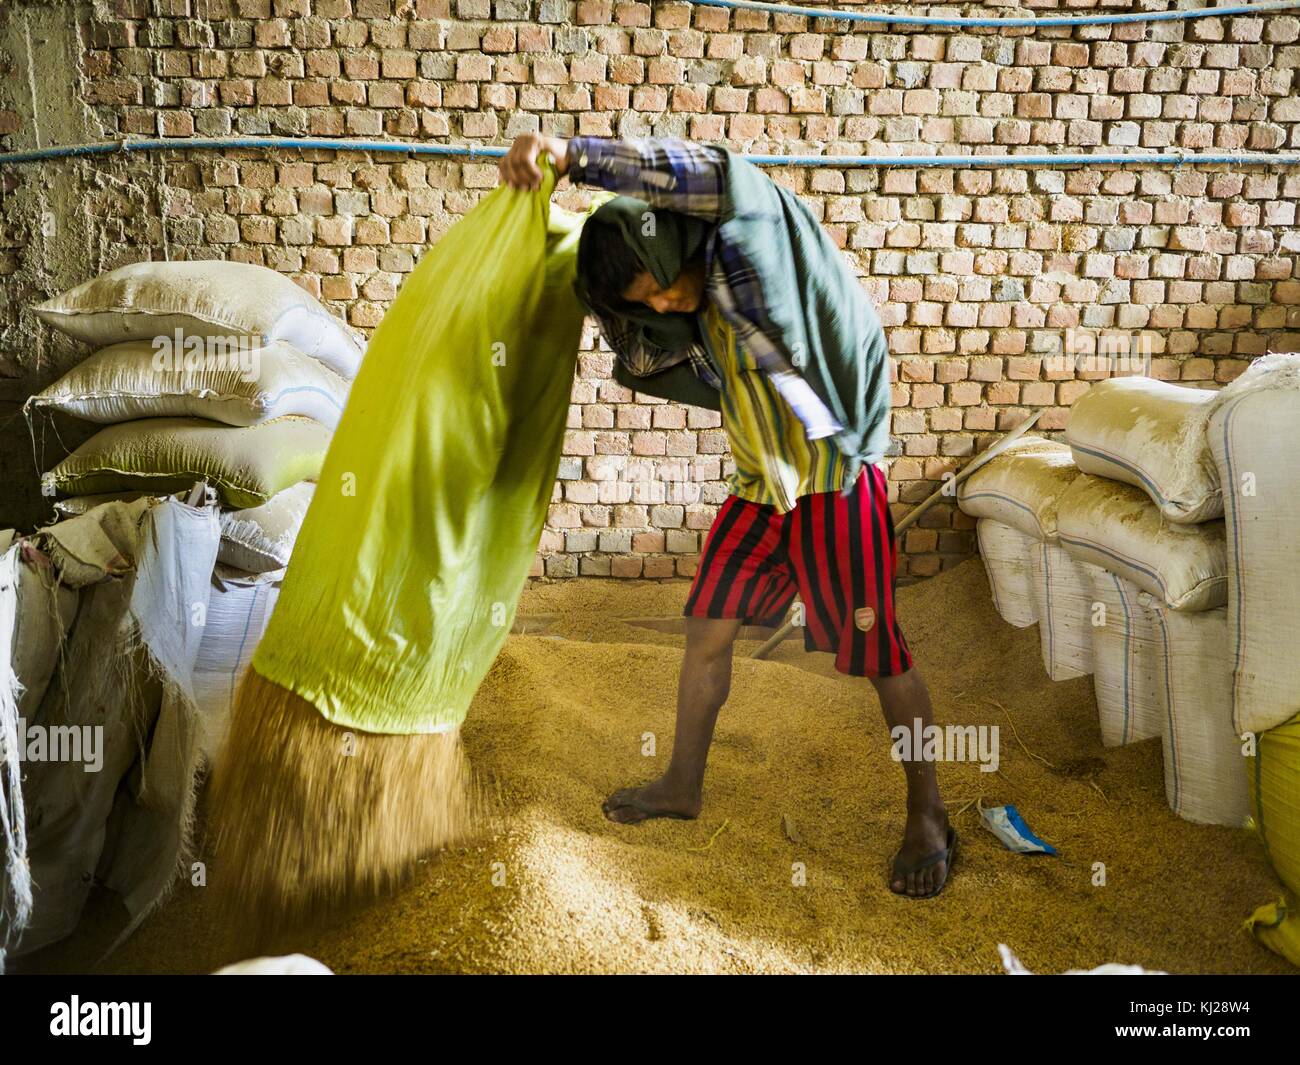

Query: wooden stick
750;410;1044;660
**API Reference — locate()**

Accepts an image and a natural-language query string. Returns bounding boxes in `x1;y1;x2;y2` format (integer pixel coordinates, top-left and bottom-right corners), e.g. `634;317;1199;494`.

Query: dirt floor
28;559;1295;974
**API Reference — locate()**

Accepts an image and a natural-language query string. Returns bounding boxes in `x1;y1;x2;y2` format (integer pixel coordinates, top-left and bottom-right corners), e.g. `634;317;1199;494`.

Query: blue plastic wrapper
980;803;1058;855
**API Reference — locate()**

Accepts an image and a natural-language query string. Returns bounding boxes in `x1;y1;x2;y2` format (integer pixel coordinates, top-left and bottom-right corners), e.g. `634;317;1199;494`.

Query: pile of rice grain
29;559;1292;974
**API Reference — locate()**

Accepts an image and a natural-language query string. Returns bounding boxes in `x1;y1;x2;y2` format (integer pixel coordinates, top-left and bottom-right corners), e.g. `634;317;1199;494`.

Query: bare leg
603;617;742;824
870;667;952;898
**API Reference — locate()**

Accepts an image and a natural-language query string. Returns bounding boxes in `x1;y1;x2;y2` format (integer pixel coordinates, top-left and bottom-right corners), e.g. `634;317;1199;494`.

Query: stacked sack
957;380;1244;828
959;356;1300;967
1203;354;1300;967
1061;377;1240;828
26;260;363;737
956;436;1091;681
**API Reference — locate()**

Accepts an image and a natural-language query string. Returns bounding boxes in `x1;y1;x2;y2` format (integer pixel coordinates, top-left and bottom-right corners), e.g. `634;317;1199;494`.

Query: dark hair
576;217;646;313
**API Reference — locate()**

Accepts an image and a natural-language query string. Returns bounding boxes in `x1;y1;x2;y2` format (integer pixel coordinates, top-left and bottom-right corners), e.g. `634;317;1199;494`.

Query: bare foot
602;776;702;824
890;806;954;899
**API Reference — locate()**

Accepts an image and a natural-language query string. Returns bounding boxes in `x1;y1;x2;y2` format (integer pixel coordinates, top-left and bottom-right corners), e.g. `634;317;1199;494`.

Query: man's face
622;259;707;315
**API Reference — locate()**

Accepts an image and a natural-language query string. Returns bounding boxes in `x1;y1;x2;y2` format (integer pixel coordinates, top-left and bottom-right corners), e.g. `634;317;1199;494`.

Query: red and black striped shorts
684;465;913;678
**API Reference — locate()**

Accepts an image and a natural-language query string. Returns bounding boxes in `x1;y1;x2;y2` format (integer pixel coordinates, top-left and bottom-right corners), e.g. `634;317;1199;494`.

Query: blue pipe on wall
0;137;508;166
1;137;1298;169
743;151;1300;166
2;2;1298;169
688;0;1300;28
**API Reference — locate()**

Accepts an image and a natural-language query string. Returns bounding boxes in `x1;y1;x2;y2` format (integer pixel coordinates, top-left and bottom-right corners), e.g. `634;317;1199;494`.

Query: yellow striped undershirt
700;302;852;514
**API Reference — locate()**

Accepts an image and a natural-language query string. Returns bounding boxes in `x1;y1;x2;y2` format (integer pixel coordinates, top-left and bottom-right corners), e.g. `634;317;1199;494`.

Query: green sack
253;163;587;734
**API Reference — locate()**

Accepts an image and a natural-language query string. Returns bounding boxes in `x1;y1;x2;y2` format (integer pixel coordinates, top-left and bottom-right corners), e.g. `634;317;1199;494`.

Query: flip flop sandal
889;826;957;900
602;795;695;823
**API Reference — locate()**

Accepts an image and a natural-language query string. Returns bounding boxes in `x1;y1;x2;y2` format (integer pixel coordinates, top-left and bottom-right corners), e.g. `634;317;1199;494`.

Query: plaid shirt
567;136;844;440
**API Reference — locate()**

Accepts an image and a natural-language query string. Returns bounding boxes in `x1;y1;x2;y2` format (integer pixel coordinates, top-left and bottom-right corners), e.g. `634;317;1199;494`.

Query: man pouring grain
501;134;956;898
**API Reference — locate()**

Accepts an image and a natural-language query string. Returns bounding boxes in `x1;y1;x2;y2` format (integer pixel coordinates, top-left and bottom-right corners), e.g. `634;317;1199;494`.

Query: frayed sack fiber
33;260;364;380
11;555;79;719
1079;562;1164;749
975;519;1037;628
0;548;34;970
956;436;1080;541
1149;603;1250;827
1066;376;1220;524
53;484;313;574
1029;542;1093;681
217;482;313;573
207;162;588;925
1208;354;1300;738
5;499;222;959
52;491;147;519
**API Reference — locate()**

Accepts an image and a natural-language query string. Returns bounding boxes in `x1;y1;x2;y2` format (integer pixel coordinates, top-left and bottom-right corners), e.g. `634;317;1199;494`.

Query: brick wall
1;0;1299;579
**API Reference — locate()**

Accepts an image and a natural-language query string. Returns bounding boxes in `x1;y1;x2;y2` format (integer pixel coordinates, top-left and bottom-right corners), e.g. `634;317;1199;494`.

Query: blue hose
2;3;1297;168
689;0;1300;28
1;137;1297;168
0;137;509;166
745;151;1300;166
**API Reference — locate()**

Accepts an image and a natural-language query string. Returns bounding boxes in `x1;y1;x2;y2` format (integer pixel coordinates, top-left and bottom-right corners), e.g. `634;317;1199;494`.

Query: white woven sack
26;339;349;428
1056;474;1227;612
1207;354;1300;737
218;482;315;574
33;260;364;379
1079;562;1164;748
957;437;1080;541
192;574;280;759
1028;541;1093;681
975;519;1037;628
1148;602;1250;827
50;415;329;511
1065;376;1220;523
215;954;333;975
